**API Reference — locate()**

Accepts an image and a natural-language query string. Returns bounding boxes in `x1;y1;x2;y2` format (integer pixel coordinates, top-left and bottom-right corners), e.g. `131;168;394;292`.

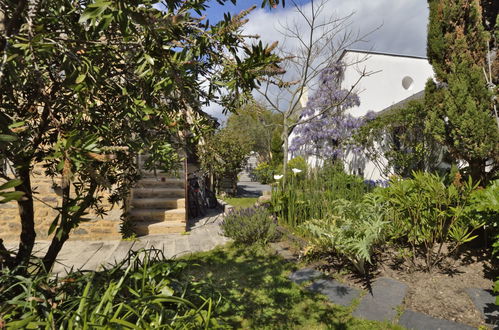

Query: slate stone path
399;310;475;330
353;277;408;321
308;279;361;307
288;266;494;329
5;209;230;276
465;288;499;329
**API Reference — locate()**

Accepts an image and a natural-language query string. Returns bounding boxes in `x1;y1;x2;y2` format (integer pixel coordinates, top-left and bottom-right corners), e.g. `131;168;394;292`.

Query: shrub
471;180;499;305
377;171;484;271
221;206;279;245
252;162;275;184
0;249;218;328
468;179;499;238
303;194;387;274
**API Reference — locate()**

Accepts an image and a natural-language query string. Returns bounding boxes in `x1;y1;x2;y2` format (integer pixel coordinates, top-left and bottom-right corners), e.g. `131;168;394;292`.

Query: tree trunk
41;228;70;272
42;182;96;272
469;158;486;185
282;120;289;186
14;166;36;268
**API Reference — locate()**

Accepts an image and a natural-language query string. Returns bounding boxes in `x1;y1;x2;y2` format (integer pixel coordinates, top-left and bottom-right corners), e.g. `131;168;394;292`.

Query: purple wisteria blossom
290;62;368;159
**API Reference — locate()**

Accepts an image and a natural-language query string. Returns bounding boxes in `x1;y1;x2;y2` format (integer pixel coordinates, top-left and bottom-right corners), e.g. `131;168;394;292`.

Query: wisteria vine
290;62;375;159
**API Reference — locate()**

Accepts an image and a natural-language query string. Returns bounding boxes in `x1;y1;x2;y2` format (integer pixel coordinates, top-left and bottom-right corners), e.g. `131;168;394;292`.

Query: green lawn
181;244;402;329
222;197;258;210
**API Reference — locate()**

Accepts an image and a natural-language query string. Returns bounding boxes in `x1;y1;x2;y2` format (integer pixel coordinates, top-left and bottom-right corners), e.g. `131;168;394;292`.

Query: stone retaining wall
0;165;122;242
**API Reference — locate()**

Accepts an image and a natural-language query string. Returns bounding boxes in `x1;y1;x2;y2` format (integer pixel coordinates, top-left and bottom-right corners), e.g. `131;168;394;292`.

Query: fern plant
303;193;387;274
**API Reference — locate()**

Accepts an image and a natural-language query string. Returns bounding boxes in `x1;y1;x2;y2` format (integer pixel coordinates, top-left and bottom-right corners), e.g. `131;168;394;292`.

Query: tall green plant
271;162;370;229
377;171;483;271
425;0;499;182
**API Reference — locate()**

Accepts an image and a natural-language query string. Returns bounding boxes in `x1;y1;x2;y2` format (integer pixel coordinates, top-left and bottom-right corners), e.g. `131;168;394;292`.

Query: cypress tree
425;0;499;182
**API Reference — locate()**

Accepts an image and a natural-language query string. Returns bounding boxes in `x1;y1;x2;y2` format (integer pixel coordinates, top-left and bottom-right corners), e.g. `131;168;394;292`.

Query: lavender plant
221;206;279;245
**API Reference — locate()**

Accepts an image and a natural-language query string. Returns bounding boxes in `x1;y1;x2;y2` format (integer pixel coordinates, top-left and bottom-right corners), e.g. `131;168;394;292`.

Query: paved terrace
4;209;229;276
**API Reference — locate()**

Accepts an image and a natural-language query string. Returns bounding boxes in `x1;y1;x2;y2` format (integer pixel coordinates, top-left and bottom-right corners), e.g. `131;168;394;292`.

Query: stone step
129;208;186;222
132;187;184;198
135;177;184;188
353;277;408;322
131;197;185;209
307;279;361;307
133;220;186;236
399;310;475;330
140;170;184;179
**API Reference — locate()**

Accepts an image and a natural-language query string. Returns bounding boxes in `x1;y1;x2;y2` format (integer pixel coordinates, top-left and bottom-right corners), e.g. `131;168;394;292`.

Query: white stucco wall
341;50;434;180
341;50;434;117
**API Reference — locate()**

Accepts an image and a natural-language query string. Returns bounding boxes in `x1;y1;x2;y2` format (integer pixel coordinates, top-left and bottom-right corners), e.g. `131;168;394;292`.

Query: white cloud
244;0;428;57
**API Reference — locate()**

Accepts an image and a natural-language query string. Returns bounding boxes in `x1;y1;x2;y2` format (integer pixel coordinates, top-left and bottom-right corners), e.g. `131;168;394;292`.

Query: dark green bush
221;206;279;245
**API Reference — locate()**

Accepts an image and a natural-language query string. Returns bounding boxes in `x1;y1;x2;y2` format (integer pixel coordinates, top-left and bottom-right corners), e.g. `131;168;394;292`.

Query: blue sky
200;0;310;24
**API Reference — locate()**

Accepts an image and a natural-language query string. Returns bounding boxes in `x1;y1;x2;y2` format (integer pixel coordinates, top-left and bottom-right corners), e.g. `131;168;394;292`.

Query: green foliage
199;129;251;194
0;133;24;203
183;244;401;329
287;156;307;178
473;179;499;303
354;99;443;177
271;162;370;228
225;102;281;162
252;161;275;184
0;249;218;328
221;206;279;245
253;156;306;184
303;194;388;274
270;127;284;166
376;171;484;271
425;0;499;182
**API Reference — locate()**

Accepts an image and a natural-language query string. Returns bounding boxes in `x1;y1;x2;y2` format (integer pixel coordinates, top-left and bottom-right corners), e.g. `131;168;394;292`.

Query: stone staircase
128;156;187;236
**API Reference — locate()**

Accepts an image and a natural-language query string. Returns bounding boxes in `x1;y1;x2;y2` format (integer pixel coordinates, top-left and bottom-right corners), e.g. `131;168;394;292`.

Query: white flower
291;168;302;174
274;174;284;180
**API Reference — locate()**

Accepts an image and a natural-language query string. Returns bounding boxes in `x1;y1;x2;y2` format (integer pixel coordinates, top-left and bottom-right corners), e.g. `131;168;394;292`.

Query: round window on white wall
402;76;414;90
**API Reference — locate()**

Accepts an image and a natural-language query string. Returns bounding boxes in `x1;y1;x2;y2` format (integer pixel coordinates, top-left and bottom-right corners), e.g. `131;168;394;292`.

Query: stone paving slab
104;240;137;266
52;241;107;275
465;288;499;327
307;279;361;307
83;242;121;271
399;310;475;330
3;209;229;274
289;268;323;284
353;277;408;321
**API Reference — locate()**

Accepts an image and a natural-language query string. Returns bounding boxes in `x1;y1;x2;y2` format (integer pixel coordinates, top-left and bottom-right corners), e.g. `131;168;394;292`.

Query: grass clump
0;249;218;328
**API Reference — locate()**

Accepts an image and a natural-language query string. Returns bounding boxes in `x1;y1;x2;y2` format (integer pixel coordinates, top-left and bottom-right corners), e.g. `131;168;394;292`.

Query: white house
290;49;435;180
